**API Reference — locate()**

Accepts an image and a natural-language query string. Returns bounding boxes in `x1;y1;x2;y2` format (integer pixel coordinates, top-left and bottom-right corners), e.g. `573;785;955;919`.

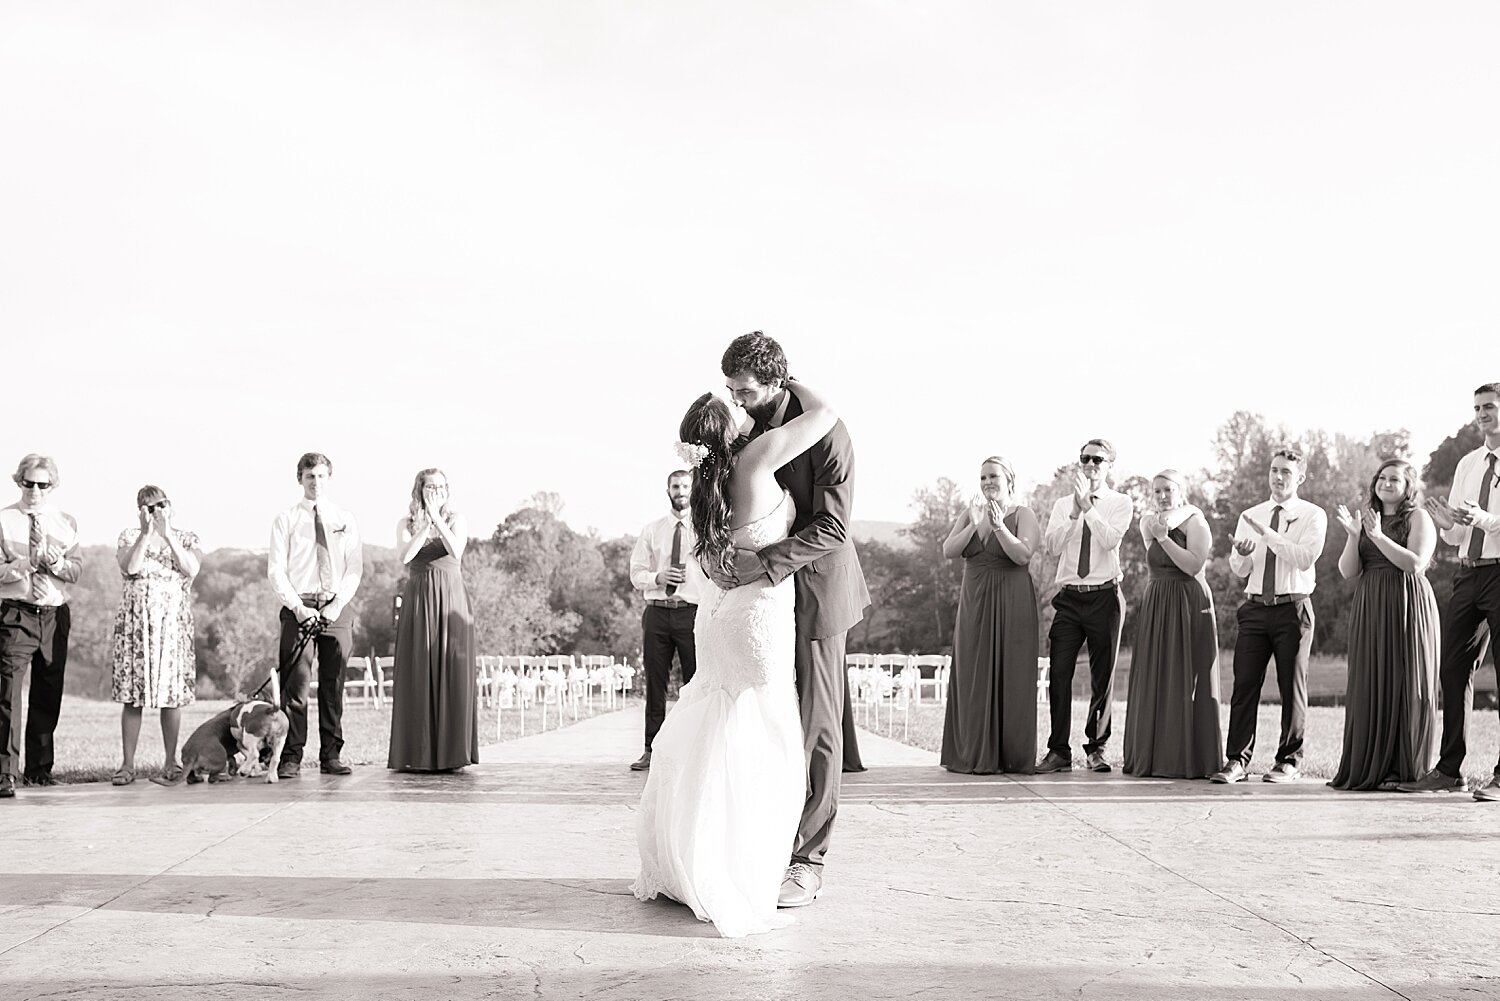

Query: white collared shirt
268;498;362;617
1442;445;1500;558
630;510;706;605
1043;487;1134;587
0;503;80;606
1228;496;1328;596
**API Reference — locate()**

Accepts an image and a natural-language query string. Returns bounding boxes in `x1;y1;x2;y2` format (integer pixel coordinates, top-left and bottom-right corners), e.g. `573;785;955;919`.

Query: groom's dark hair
721;331;790;385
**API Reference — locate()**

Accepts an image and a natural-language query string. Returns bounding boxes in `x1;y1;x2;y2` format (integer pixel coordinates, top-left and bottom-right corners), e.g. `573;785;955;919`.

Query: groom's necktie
666;521;684;597
313;504;335;593
1076;497;1095;580
28;513;46;601
1468;454;1497;561
1260;505;1283;598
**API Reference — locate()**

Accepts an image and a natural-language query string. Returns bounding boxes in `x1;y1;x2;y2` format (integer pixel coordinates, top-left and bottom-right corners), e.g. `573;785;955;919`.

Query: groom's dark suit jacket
754;388;871;640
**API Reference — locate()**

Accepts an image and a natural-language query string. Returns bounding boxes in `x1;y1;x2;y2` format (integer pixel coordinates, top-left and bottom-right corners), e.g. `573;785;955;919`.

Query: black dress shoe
320;759;352;775
0;775;15;798
276;760;302;780
629;751;651;772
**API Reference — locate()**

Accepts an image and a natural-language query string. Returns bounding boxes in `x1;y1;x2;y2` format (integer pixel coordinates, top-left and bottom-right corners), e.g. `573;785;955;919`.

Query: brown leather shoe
1396;769;1468;794
1472;777;1500;802
1262;762;1299;783
1035;751;1072;774
276;760;301;780
320;759;352;776
777;863;822;908
629;751;651;772
1086;750;1111;773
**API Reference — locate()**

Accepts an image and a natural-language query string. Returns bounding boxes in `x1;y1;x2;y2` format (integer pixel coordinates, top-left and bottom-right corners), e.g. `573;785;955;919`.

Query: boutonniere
330;524;348;535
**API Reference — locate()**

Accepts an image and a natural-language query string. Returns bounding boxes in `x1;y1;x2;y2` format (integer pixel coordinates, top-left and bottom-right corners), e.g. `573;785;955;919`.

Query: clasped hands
705;549;766;591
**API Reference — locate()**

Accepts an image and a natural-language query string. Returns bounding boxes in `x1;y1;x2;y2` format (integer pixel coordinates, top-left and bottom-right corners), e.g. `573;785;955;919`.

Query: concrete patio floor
1;704;1496;1000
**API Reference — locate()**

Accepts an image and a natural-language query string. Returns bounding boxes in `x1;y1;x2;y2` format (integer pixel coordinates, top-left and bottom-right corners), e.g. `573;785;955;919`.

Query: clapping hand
1335;504;1361;537
1071;472;1092;514
1232;536;1257;557
1361;508;1384;538
986;498;1005;527
1423;497;1460;530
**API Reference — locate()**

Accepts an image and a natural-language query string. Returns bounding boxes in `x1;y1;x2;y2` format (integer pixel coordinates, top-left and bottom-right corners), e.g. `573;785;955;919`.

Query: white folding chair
911;654;950;703
1037;656;1050;706
343;656;378;707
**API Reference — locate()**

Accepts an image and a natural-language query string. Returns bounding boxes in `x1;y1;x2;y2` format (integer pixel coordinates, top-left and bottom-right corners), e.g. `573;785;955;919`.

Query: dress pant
277;603;353;766
1436;565;1500;777
0;600;69;780
792;629;848;870
641;603;697;751
1225;598;1312;768
1046;586;1125;756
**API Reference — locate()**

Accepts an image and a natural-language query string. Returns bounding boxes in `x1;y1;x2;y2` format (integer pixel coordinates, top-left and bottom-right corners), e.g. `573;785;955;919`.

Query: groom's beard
671;497;690;512
744;399;778;425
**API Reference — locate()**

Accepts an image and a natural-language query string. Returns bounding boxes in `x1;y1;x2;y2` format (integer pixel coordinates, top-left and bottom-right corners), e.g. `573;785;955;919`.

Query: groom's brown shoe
629;751;651;771
777;863;822;908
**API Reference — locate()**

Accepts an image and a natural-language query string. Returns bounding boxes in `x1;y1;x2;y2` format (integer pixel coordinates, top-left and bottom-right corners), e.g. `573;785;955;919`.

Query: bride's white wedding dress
632;491;805;938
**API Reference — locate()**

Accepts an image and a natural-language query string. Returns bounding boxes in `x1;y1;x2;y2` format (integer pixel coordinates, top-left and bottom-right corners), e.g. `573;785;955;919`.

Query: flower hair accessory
674;440;711;468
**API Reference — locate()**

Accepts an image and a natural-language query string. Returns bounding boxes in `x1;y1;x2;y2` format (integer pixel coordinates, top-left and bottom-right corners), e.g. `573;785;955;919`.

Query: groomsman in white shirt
1401;382;1500;797
0;455;81;797
1037;439;1133;774
1212;445;1327;784
267;452;363;779
627;469;705;771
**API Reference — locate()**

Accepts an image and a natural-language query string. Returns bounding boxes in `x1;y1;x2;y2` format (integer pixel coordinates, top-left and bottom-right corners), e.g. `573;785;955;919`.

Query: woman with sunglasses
110;486;200;785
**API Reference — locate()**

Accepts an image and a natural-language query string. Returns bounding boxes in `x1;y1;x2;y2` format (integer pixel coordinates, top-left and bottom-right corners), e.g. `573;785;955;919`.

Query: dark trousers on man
0;599;69;781
1225;597;1313;768
1436;565;1500;777
793;628;848;870
1046;585;1124;756
642;601;697;751
277;602;352;766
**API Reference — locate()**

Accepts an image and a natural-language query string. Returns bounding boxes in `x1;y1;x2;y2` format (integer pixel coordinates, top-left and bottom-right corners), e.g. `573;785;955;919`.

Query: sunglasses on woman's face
1078;455;1107;466
21;479;53;490
146;500;170;513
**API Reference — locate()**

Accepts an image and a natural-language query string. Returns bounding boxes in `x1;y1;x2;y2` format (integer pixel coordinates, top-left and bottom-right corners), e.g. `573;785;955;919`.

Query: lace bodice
731;491;795;552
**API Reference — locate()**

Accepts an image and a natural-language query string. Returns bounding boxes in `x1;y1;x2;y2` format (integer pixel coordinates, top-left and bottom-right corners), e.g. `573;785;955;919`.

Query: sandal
111;767;135;786
159;765;183;783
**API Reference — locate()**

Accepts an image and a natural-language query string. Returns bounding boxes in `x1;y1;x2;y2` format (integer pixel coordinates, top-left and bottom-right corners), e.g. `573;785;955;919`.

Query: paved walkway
0;705;1496;1000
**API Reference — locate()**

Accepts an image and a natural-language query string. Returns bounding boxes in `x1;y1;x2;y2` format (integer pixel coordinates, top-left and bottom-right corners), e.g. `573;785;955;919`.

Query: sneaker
1473;776;1500;802
1263;762;1299;783
1211;761;1247;784
1035;751;1072;774
1395;769;1468;794
1086;751;1111;773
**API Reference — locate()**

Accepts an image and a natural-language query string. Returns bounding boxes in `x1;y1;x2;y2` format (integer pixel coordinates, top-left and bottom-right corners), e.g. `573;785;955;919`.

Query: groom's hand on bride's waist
707;549;769;591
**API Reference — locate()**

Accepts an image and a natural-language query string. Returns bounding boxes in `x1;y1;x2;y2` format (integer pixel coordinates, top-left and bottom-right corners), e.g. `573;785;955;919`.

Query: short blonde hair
13;454;59;488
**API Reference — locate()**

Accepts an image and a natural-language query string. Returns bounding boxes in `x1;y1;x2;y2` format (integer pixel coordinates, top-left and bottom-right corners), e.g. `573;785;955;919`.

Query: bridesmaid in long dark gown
940;456;1039;774
1330;459;1439;791
388;468;479;772
1123;470;1221;779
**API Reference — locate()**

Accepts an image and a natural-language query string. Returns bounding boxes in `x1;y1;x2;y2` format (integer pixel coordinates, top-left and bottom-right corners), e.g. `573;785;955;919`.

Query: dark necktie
28;513;46;601
666;520;684;597
1261;505;1283;598
1468;454;1497;561
313;504;335;593
1076;500;1094;580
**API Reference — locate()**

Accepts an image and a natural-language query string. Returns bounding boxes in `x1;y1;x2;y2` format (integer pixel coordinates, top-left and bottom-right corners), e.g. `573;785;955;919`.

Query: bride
632;380;838;937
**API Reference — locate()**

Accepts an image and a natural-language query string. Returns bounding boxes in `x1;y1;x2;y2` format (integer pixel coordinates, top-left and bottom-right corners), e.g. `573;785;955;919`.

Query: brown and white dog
151;700;290;785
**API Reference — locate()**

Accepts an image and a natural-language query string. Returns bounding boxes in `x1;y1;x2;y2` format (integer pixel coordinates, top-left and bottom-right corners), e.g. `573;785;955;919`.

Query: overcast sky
3;2;1496;550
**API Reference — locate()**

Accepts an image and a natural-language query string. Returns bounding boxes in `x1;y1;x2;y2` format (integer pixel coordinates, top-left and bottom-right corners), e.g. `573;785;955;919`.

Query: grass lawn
869;695;1500;790
39;690;639;785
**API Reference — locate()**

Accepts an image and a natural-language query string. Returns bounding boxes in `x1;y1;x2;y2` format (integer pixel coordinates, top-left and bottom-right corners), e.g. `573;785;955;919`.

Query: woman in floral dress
111;486;200;785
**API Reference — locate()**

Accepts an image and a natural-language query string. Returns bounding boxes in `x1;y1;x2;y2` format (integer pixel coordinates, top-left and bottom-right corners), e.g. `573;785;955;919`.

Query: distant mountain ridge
850;519;912;549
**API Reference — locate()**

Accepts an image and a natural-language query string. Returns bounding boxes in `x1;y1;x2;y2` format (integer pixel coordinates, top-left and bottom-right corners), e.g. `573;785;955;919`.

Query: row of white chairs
849;653;1053;710
478;656;637;739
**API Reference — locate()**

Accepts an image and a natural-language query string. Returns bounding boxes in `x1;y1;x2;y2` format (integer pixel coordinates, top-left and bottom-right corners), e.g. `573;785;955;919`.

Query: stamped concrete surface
1;705;1497;1001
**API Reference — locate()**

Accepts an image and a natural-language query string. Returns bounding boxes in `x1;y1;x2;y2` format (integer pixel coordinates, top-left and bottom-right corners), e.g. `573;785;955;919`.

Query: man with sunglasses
1038;439;1133;774
0;455;81;797
1212;445;1327;784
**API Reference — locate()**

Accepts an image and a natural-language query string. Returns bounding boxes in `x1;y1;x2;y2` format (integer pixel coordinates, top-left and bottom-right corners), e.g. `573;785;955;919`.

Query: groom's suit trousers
792;628;847;870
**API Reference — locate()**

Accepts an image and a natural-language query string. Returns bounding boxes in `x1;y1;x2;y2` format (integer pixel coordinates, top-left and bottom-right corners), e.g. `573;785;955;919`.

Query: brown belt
647;598;695;609
1062;581;1117;593
1248;592;1309;606
1460;557;1500;569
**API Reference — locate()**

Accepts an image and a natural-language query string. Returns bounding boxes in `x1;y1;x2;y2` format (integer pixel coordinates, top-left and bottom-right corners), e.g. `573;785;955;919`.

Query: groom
711;331;870;908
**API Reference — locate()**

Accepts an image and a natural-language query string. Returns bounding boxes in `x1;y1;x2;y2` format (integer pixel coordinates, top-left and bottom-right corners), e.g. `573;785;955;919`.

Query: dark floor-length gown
940;513;1037;774
388;537;479;771
1123;522;1222;779
1330;516;1439;790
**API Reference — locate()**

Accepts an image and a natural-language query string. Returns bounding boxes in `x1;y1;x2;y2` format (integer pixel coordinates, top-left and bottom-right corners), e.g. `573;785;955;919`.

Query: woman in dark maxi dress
939;457;1039;774
1330;459;1439;791
1123;470;1221;779
388;468;479;772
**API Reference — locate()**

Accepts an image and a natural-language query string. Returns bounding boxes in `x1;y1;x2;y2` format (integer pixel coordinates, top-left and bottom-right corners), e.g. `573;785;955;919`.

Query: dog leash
246;615;325;703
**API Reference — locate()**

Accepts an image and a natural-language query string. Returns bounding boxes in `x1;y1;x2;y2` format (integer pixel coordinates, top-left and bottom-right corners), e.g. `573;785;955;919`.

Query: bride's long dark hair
679;393;745;578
